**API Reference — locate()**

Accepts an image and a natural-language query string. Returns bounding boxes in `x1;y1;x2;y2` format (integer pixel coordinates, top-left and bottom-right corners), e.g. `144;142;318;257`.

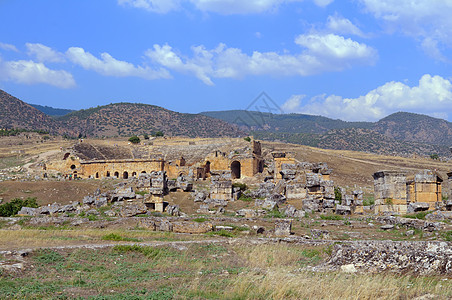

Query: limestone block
274;219;292;236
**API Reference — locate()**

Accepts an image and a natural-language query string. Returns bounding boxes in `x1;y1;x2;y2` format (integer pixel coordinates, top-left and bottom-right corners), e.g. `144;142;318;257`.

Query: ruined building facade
373;169;444;214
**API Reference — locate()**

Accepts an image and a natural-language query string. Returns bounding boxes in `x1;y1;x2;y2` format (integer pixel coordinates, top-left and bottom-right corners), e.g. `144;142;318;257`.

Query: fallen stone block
274;219;292;236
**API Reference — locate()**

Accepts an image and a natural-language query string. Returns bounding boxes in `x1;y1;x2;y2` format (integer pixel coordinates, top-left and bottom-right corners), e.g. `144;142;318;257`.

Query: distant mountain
374;112;452;146
202;110;452;156
56;103;244;138
0;90;60;133
30;104;74;117
201;110;372;133
252;128;448;156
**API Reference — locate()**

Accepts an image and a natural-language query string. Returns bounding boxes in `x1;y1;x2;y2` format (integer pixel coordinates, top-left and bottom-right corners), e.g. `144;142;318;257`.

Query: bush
128;135;141;144
153;131;164;137
320;215;344;221
243;136;251;142
232;183;247;191
0;197;39;217
334;187;342;203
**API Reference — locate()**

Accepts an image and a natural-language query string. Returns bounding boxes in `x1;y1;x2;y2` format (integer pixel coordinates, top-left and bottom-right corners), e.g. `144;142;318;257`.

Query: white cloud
326;14;365;37
118;0;333;14
281;94;305;112
0;42;18;52
26;43;66;63
66;47;171;80
282;74;452;121
0;58;75;88
145;33;377;85
117;0;180;13
359;0;452;59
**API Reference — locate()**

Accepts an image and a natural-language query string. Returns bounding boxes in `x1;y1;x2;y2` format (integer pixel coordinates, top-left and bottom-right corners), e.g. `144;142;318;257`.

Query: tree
154;131;164;137
430;153;439;160
128;135;141;144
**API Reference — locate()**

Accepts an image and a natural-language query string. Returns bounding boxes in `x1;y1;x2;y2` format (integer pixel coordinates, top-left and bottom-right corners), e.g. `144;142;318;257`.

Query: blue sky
1;0;452;121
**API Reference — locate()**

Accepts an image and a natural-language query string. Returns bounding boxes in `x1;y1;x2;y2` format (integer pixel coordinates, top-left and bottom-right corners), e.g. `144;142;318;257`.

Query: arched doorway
106;171;110;177
132;172;137;177
95;172;99;179
205;161;211;174
114;171;119;178
231;161;241;179
141;171;147;174
258;160;264;173
123;171;129;179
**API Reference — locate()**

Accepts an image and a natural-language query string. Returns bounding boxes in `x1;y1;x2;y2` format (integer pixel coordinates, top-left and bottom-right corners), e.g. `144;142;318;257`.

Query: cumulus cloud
282;74;452;121
0;58;75;88
26;43;66;63
118;0;333;14
117;0;180;13
359;0;452;59
66;47;171;80
326;14;365;37
145;33;376;85
0;42;18;52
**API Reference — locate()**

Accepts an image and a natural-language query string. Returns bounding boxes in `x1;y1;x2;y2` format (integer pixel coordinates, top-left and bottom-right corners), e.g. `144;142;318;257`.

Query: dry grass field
1;135;452;299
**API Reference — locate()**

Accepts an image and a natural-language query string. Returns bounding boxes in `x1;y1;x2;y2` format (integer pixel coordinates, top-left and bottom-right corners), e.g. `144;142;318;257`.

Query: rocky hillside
0;90;61;133
56;103;244;138
252;128;448;156
373;112;452;146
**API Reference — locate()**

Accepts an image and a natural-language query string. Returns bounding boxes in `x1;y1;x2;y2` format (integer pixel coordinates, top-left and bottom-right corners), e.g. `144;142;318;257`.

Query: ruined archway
114;171;119;178
132;172;137;177
95;172;99;179
205;161;211;174
123;171;129;179
231;161;241;179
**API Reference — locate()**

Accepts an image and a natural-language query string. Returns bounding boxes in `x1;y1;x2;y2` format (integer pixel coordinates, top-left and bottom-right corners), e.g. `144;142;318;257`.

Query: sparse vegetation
0;197;38;217
128;135;141;144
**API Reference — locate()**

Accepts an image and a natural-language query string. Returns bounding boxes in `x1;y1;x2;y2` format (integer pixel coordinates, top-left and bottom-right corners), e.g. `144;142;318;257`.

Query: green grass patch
442;230;452;241
112;245;178;259
206;229;235;238
320;214;344;221
193;217;207;223
238;195;253;202
101;233;142;242
264;209;286;219
33;249;65;264
403;211;431;220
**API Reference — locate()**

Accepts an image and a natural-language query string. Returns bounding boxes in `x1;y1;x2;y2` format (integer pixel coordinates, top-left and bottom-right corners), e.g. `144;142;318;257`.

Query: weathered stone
336;205;351;215
255;199;278;210
82;196;95;205
380;224;394;230
341;264;357;273
274;219;292;236
236;209;266;218
165;205;180;216
197;204;210;214
104;210;116;217
407;202;430;213
310;229;330;239
86;209;100;216
119;203;147;217
159;220;173;232
95;197;108;208
17;207;38;216
138;218;156;230
194;191;208;202
324;240;452;275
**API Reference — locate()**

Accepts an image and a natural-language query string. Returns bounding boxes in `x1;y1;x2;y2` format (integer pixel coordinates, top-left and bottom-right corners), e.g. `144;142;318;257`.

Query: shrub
232;183;247;191
128;135;141;144
404;211;431;220
243;136;251;142
153;131;164;137
334;187;342;203
0;197;39;217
